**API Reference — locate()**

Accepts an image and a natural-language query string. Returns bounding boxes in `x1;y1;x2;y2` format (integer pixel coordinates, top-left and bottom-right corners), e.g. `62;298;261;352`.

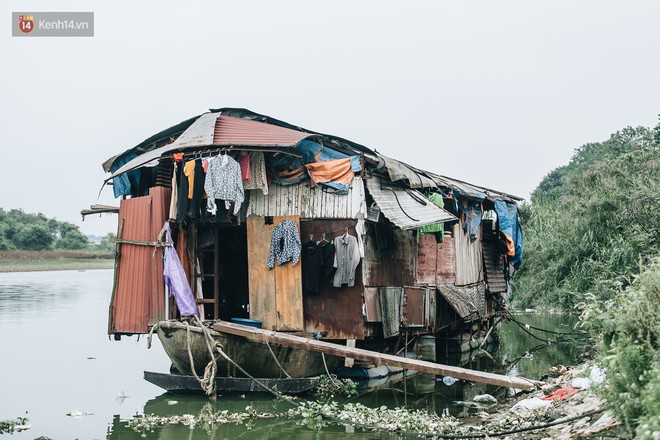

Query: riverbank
0;250;114;272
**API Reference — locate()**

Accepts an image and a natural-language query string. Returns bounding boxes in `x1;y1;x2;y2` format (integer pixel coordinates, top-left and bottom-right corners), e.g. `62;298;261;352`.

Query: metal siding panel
436;231;456;284
170;112;219;149
300;220;365;339
112;195;153;334
148;186;171;326
402;287;425;327
366;176;456;230
454;224;484;286
247;180;363;219
415;233;438;286
214;115;312;147
362;224;415;286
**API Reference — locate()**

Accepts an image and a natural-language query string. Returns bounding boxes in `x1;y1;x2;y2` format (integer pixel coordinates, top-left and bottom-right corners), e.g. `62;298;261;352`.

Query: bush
12;224;54;251
583;260;660;438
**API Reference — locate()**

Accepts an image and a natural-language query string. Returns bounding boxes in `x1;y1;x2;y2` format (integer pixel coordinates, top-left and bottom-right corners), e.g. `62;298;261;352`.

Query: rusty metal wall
481;221;507;293
415;233;438;286
214;115;311;147
402;286;435;330
110;187;170;334
362;223;415;287
247;179;365;219
454;224;484;286
299;220;364;340
436;230;456;284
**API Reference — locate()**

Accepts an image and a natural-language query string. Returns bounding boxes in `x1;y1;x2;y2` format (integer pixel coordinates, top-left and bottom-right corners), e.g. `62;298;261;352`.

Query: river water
0;270;586;439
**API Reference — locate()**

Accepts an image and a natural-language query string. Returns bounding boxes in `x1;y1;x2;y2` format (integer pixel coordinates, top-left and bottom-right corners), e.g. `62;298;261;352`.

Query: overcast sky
2;1;659;236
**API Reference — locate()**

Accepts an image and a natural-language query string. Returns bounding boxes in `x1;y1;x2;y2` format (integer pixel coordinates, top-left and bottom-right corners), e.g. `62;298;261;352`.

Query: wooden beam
212;321;541;390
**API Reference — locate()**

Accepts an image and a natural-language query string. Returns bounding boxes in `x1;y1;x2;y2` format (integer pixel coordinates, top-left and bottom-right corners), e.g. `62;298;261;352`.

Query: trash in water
473;394;498;404
167;400;178;406
66;410;93;417
441;376;458;386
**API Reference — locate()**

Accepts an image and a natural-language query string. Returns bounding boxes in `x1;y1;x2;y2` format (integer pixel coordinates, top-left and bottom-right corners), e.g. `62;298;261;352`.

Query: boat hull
144;371;320;395
156;320;339;378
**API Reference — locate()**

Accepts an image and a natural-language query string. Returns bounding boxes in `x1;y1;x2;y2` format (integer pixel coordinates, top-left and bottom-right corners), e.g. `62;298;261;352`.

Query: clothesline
178;146;302;160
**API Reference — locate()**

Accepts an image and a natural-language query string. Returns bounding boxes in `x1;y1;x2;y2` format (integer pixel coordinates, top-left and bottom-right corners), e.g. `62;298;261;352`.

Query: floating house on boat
86;108;524;382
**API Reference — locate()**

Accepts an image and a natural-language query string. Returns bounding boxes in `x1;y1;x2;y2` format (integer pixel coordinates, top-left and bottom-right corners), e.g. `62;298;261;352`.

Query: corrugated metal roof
437;283;486;321
247;178;366;219
365;175;456;230
454;223;484;286
106;112;314;182
376;154;437;189
107;113;220;180
214;115;312;146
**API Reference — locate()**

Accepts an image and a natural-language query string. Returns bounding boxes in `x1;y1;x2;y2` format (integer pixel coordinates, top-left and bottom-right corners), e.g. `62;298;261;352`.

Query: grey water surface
0;270;585;439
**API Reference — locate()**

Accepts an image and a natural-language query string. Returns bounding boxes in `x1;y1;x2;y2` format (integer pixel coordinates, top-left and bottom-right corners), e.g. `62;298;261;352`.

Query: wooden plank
247;216;277;330
213;321;542;390
345;339;356;367
274;215;304;330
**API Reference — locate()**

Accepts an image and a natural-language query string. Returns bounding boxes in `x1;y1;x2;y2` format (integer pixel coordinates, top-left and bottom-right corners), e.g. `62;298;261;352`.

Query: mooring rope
184;318;218;397
266;341;292;378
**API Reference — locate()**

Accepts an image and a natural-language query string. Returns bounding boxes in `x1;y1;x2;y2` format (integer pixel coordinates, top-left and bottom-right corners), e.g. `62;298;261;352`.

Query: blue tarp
494;199;524;269
110;152;141;198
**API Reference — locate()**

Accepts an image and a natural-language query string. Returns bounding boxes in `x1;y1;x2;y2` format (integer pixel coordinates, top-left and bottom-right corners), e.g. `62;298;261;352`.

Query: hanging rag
163;223;197;317
243;151;269;194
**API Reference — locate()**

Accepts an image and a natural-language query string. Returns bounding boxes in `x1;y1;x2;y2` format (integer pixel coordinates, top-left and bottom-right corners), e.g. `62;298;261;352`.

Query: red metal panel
402;287;425;327
436;230;456;284
148;186;171;326
415;233;438;285
110;187;170;335
214;115;312;147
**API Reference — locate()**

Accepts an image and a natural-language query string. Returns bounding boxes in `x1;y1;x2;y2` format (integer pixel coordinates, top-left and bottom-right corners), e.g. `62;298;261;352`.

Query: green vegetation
513;125;659;309
512;120;660;438
0;207;115;252
0;208;115;271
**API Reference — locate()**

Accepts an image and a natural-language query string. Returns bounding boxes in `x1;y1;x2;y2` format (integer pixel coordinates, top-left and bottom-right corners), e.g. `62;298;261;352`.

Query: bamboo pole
212;321;542;390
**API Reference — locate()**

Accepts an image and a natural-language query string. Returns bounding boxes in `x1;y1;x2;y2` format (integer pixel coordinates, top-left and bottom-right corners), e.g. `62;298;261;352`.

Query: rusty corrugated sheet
148;186;171;326
214;115;312;146
454;223;484;286
247;178;366;219
366;176;456;230
481;222;507;294
415;233;439;286
300;220;365;340
437;230;456;284
363;224;415;287
107;113;220;180
376;154;438;189
402;286;435;329
436;283;486;321
110;187;170;334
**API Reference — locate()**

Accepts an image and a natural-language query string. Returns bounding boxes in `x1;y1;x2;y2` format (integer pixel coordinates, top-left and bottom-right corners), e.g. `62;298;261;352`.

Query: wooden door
247;215;303;331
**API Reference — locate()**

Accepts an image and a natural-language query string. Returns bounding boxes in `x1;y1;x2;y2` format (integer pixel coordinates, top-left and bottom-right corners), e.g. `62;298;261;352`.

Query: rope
146;322;159;349
183;318;218;397
266;341;292;378
321;352;343;387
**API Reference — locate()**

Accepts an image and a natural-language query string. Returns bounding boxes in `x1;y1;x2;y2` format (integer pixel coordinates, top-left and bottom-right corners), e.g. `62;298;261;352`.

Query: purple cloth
163;223;197;317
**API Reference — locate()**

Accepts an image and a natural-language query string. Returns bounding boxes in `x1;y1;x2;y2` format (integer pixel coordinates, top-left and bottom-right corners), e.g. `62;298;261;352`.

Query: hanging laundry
237;153;251;182
332;231;361;287
155;159;173;189
189;159;205;220
243;151;268;194
204;155;244;216
110;152;140;198
321;240;336;282
176;161;190;224
168;162;179;221
461;199;483;243
301;240;324;294
267;220;302;269
418;192;446;243
163;223;197;317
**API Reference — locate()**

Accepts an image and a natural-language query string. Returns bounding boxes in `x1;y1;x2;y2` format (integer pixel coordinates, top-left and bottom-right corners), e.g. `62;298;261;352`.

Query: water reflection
0;270;585;439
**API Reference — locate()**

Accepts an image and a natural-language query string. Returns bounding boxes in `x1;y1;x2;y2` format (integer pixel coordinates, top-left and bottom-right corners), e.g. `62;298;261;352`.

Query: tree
54;229;89;250
13;225;54;251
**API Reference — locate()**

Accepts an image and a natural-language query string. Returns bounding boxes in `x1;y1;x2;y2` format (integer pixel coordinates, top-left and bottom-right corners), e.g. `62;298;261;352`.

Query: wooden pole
212;321;542;390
